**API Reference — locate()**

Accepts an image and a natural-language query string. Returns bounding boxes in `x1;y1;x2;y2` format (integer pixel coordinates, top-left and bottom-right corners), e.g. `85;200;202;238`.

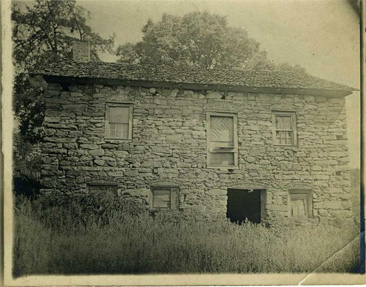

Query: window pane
109;106;130;123
210;116;233;143
291;199;307;216
153;189;171;208
276;115;292;130
109;123;129;138
209;152;234;166
276;131;293;145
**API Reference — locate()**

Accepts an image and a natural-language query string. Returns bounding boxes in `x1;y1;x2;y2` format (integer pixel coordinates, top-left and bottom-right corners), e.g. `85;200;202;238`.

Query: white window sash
207;112;238;168
105;103;133;140
272;112;297;146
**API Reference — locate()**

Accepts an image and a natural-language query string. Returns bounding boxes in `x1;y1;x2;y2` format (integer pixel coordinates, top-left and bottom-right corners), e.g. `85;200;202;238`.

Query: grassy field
13;195;361;277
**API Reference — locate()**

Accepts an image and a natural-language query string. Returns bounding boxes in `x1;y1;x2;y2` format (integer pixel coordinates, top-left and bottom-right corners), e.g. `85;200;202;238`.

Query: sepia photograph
2;0;364;285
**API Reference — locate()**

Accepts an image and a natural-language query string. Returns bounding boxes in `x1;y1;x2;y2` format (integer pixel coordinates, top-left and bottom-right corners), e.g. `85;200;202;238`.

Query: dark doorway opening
226;189;266;224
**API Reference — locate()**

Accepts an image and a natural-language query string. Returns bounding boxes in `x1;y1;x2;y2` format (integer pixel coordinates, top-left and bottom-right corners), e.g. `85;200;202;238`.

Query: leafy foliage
12;0;114;69
117;12;265;69
13;133;43;198
117;11;307;73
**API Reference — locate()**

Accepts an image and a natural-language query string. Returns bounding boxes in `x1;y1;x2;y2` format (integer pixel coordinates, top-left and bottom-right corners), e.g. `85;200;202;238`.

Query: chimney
72;41;90;62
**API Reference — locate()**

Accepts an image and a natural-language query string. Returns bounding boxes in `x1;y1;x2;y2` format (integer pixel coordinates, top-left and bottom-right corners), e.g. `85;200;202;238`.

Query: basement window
288;190;312;218
272;111;297;146
105;103;133;140
88;183;118;199
207;112;238;168
150;185;179;211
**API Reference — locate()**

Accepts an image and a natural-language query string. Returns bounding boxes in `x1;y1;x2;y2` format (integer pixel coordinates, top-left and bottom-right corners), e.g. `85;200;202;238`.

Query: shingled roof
33;59;355;96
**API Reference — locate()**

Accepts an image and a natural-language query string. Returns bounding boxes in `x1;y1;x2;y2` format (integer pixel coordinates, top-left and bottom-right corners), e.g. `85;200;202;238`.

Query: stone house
32;42;355;223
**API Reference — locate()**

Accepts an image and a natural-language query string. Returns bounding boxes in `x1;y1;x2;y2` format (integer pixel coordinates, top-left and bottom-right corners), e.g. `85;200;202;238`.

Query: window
88;183;118;199
150;186;179;210
272;111;297;146
105;103;133;140
288;190;312;218
207;112;238;168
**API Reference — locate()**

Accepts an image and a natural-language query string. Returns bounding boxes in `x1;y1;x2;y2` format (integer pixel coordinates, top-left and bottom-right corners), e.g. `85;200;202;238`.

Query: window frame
272;111;297;146
150;185;179;211
206;112;239;169
288;189;313;218
105;102;133;141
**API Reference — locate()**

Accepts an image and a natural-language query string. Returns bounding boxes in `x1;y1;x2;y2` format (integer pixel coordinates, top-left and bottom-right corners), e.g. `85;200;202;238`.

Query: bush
13;196;361;276
25;193;147;232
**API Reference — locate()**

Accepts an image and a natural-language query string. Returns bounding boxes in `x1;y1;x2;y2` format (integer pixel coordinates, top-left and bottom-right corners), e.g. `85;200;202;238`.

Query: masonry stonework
40;81;352;220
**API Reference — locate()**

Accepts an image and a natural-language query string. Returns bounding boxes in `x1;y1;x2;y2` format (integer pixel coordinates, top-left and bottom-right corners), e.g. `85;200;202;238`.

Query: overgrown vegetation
13;195;361;277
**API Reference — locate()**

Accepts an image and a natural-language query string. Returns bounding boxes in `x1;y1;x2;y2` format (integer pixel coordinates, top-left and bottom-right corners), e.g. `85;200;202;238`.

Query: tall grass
13;195;361;277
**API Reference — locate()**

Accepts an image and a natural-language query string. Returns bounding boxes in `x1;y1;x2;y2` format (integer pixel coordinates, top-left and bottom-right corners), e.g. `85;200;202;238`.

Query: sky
17;0;362;168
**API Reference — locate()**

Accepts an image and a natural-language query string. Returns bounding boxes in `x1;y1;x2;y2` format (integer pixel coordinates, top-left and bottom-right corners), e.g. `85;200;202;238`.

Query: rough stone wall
40;82;352;220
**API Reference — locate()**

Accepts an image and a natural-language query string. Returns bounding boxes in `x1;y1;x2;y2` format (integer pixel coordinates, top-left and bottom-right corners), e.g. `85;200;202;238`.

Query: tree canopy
116;11;273;69
116;11;308;74
13;0;114;70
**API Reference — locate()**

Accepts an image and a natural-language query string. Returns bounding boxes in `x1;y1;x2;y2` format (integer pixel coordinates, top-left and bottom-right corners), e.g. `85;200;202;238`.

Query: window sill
273;144;298;148
104;138;132;143
88;181;118;186
288;215;314;221
206;166;239;171
149;208;178;212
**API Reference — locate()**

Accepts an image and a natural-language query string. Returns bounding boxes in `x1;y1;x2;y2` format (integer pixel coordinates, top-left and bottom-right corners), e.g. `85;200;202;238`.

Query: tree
117;11;307;74
12;0;115;142
117;12;271;69
117;12;268;69
276;63;307;74
13;0;114;70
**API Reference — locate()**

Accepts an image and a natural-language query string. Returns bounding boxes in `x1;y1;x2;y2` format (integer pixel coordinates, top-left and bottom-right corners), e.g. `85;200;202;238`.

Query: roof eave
38;74;353;97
